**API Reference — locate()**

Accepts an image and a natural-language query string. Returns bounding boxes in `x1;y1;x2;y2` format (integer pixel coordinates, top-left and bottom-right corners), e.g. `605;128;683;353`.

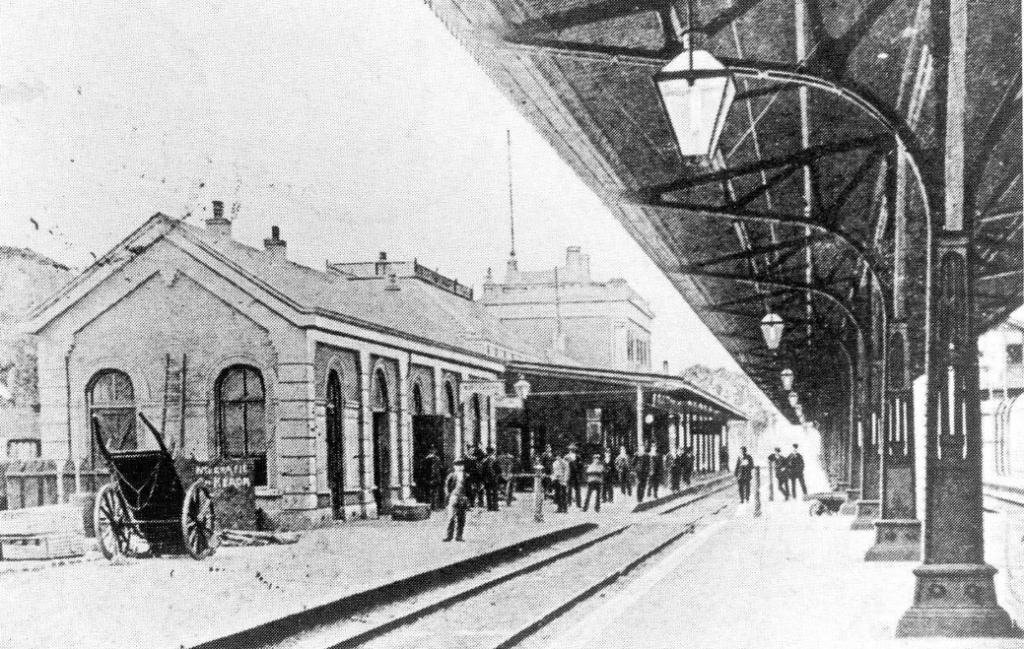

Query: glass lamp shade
644;413;655;425
788;391;799;408
514;376;531;401
655;49;736;158
780;368;795;391
760;312;785;350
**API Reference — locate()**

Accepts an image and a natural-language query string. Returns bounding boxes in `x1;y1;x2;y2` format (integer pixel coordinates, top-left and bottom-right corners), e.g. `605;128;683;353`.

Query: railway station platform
545;495;1024;649
0;472;731;649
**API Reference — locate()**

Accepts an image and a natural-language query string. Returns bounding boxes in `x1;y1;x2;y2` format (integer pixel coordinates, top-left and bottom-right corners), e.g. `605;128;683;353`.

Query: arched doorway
325;370;345;520
371;369;392;513
470;393;483;449
442;381;458;468
411;381;443;504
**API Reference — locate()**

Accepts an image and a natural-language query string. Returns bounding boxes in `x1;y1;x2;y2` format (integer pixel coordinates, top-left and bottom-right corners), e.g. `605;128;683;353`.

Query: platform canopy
428;0;1021;424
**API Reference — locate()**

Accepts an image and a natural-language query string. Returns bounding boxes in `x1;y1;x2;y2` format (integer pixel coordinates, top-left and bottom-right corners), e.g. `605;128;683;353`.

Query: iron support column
868;322;921;560
897;0;1014;631
869;148;922;560
852;334;881;528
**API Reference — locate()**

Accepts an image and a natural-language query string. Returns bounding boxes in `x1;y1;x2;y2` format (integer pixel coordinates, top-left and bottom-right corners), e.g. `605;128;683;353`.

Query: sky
0;0;741;371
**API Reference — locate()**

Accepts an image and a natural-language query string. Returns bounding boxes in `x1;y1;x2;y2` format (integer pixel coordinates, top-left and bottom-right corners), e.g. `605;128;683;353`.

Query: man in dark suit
681;446;695;486
787;444;807;499
462;445;478;509
565;443;583;508
648;445;663;499
421;447;444;510
734;446;754;503
443;459;469;542
768;447;789;501
636;444;652;503
482;446;501;511
539;444;555;498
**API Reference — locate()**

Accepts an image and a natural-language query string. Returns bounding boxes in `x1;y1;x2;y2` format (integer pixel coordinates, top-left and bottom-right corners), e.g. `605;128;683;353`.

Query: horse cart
92;413;216;560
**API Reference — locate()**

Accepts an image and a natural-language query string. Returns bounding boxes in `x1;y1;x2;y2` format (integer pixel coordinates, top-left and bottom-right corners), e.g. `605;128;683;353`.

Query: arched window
444;381;456;418
216;365;267;485
412;382;425;416
87;370;136;454
373;369;390;412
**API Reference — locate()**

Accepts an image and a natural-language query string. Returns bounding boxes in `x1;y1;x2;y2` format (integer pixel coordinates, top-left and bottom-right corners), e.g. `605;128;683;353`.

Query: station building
481;247;654;372
24;204;544;527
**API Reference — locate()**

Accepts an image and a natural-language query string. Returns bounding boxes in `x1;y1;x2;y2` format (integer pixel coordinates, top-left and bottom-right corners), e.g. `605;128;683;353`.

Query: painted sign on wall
176;457;257;530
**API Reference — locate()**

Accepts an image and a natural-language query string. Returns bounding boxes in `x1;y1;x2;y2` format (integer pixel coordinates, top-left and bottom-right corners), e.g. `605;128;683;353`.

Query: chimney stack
663;360;670;374
205;200;232;238
264;225;287;262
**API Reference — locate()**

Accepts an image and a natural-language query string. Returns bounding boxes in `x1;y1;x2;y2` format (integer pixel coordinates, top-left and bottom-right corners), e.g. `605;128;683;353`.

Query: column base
850;499;880;530
839;488;861;515
896;564;1018;637
864;518;921;561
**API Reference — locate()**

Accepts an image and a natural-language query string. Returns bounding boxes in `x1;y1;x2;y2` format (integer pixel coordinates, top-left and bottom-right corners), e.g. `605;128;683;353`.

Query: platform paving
546;497;1024;649
0;471;730;649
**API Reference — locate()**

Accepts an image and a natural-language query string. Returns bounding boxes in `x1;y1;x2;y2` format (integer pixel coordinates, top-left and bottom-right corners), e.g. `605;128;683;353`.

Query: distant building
481;247;654;372
980;318;1024;399
0;247;72;461
979;318;1024;478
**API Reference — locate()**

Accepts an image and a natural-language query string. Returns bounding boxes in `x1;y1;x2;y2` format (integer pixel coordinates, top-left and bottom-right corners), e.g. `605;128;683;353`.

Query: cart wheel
182;482;216;560
95;483;133;559
808;500;826;517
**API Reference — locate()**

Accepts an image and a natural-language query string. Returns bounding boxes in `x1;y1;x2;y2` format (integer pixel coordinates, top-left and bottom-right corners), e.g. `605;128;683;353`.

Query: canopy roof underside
430;0;1022;422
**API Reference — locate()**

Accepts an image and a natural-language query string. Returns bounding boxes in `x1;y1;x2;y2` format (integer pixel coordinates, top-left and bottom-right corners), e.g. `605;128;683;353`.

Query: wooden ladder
161;353;188;455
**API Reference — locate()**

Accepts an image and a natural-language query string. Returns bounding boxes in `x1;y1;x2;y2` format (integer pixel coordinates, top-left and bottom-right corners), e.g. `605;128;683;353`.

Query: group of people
538;442;729;509
768;444;807;501
432;441;733;542
427;444;515;542
732;443;807;504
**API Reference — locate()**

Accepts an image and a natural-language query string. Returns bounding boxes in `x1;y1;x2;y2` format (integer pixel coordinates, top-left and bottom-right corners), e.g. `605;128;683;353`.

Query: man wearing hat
565;443;583;509
787;443;807;499
734;446;754;503
443;459;469;542
768;447;789;500
482;446;501;511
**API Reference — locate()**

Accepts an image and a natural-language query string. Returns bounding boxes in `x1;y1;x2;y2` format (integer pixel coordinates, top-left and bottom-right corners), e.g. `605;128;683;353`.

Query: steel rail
321;481;735;649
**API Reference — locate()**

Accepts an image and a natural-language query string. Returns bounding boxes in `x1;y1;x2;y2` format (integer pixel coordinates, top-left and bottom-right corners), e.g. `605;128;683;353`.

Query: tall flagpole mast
507;129;516;260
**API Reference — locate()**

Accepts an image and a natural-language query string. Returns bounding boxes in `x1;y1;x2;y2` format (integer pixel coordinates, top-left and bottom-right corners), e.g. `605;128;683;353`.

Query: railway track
269;485;735;649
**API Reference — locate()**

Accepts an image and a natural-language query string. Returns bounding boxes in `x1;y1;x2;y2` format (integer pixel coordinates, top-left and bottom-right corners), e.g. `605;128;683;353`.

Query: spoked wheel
94;483;134;559
182;481;216;560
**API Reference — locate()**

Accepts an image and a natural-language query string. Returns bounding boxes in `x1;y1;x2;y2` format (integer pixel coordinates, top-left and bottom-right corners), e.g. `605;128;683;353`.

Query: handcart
806;492;846;516
92;413;216;560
